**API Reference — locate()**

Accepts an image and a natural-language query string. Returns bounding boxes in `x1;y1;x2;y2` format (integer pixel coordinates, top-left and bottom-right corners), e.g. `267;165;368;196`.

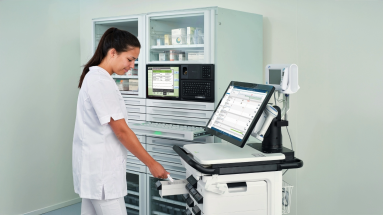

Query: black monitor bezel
146;64;181;100
205;81;275;148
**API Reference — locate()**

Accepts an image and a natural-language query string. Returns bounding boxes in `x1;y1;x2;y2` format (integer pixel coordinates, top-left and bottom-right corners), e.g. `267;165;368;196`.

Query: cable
274;93;277;105
283;169;288;175
286;127;294;151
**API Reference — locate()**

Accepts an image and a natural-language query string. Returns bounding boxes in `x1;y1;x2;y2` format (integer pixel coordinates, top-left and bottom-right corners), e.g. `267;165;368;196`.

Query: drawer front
147;144;177;156
128;113;146;121
146;114;209;127
157;160;186;173
147;99;214;111
123;97;146;106
146;107;213;119
148;152;182;164
126;105;146;113
148;168;185;179
146;136;214;146
126;163;146;173
135;135;146;144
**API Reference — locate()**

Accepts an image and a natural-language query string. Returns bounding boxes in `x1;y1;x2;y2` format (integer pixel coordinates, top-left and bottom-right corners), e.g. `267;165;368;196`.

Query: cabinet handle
152;116;205;125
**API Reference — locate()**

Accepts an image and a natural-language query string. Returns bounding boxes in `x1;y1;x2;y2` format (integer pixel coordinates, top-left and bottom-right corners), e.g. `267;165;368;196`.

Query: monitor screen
269;69;281;85
147;66;180;99
205;81;274;148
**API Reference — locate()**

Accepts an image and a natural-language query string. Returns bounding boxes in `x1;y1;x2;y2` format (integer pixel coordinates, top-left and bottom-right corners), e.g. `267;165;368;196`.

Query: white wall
0;0;80;214
79;1;383;215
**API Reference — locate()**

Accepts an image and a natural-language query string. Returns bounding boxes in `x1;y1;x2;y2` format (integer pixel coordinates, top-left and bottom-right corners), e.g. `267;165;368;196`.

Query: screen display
207;86;268;141
269;69;282;84
147;67;179;98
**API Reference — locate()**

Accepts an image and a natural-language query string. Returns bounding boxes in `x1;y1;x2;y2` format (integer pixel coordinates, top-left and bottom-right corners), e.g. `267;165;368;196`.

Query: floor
42;202;81;215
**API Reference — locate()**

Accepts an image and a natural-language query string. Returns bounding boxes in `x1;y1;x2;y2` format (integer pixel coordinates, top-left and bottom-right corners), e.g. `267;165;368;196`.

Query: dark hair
78;27;141;88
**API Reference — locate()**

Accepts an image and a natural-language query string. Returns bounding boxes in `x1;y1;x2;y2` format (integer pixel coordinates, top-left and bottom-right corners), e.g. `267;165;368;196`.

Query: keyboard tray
129;123;210;141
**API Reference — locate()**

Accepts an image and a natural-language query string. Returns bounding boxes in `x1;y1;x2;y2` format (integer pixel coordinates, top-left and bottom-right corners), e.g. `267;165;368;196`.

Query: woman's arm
109;118;169;179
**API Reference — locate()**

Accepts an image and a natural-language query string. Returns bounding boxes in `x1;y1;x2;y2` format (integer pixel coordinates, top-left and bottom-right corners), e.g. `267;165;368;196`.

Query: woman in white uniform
73;27;169;215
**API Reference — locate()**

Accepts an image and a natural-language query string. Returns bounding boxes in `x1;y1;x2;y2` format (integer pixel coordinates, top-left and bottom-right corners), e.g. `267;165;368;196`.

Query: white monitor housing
265;64;300;94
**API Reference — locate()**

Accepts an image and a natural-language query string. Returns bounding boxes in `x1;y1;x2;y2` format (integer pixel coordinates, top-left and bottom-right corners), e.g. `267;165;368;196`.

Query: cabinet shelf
152;196;186;207
151;44;204;49
121;91;139;95
112;75;139;79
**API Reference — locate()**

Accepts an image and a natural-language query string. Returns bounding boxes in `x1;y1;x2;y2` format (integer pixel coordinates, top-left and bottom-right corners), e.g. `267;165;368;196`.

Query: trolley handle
278;159;304;170
173;145;216;174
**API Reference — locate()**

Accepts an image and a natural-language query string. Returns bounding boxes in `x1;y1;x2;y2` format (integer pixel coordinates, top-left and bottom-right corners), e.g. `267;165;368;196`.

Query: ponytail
78;27;141;88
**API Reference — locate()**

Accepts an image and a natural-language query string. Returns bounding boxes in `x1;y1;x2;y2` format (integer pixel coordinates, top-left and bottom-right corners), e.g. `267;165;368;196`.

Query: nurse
73;27;169;215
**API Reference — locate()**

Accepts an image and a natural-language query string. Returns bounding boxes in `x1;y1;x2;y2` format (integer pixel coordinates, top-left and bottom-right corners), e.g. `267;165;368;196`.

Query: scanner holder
261;106;288;153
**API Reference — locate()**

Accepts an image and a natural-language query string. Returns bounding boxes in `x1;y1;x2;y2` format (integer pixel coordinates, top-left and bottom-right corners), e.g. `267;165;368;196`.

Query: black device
146;64;214;102
205;81;275;148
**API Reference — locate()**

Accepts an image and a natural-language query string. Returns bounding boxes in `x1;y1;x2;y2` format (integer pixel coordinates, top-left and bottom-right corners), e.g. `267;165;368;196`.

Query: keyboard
182;82;212;97
129;122;209;141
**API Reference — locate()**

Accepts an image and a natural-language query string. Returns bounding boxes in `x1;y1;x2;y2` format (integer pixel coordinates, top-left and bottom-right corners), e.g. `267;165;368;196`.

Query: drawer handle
127;108;140;112
129;115;141;119
151;147;175;154
152;155;180;163
152;110;206;118
152;116;205;125
151;102;207;109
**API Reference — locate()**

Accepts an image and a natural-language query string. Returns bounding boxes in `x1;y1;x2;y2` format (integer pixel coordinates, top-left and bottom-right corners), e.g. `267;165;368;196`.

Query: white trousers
81;197;127;215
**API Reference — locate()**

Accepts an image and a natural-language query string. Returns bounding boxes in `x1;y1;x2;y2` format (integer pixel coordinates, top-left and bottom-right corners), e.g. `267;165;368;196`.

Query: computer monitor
205;81;275;148
147;65;180;99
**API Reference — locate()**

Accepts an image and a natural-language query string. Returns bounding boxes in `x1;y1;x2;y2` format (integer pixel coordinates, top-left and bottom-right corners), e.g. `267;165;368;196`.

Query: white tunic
72;66;128;200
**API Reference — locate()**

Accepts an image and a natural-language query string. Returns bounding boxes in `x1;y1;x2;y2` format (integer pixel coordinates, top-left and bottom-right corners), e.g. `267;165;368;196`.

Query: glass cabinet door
125;170;146;215
146;9;212;64
147;172;187;215
93;16;146;98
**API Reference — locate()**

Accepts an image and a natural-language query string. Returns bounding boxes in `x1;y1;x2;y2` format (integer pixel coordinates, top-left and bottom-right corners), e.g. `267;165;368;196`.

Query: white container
171;28;186;45
122;80;129;91
169;50;178;61
159;51;169;61
282;181;293;214
156;38;164;46
164;34;172;45
129;79;138;91
186;27;196;45
188;53;199;61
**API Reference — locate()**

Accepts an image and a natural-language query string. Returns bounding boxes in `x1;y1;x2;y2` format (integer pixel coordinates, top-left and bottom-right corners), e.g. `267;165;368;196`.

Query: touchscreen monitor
205;81;275;148
147;65;180;99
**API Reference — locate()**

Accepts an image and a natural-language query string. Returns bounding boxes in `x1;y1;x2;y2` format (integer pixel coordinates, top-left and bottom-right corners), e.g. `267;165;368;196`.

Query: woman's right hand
148;161;170;179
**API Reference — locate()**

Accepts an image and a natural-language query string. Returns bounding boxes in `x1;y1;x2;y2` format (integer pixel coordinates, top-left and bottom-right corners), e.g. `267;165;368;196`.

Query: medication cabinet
92;7;263;215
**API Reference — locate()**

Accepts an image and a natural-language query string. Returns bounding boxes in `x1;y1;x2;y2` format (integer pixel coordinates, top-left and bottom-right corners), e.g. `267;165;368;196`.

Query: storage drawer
126;162;146;173
148;152;181;164
135;135;146;144
146;136;214;146
123;97;146;106
147;99;214;110
146;114;209;127
127;155;145;166
129;123;207;141
148;169;185;179
157;160;186;173
146;107;213;119
128;113;146;121
126;106;146;113
147;144;177;156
